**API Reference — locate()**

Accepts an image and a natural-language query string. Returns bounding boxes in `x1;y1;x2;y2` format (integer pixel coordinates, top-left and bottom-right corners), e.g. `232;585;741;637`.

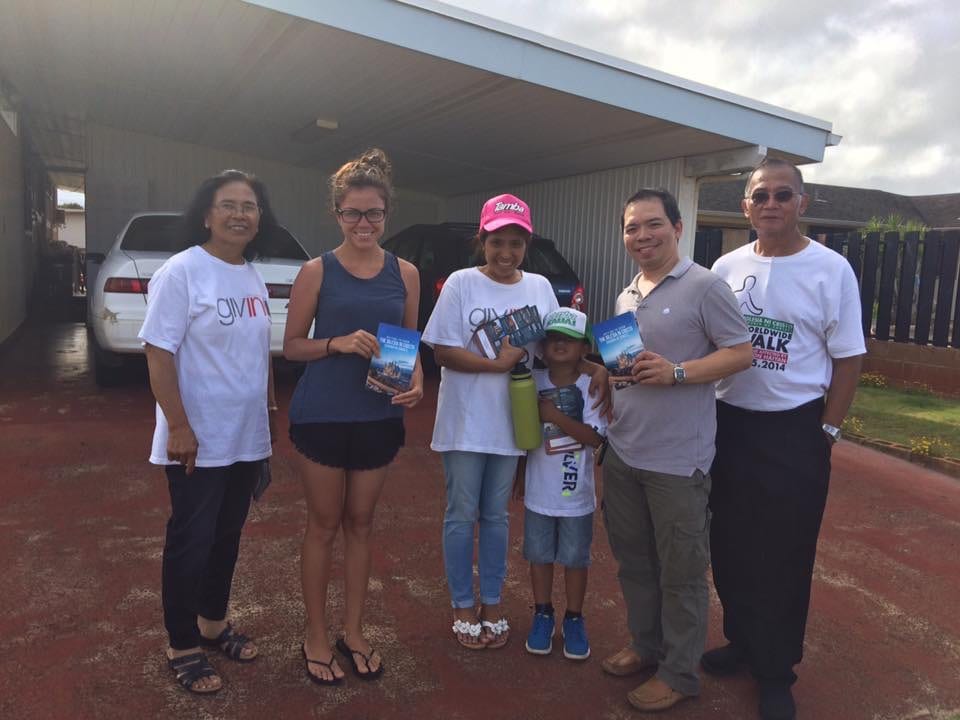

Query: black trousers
162;462;257;650
709;398;831;685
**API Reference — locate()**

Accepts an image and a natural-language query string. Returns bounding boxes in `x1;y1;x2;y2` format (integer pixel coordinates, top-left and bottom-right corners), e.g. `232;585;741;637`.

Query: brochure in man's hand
594;312;644;387
473;305;545;359
366;323;421;396
539;384;585;454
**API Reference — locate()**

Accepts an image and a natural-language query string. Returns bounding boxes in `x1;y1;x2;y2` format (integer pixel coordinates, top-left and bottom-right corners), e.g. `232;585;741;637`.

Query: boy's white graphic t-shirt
524;371;606;517
139;246;272;466
712;239;866;411
422;268;559;455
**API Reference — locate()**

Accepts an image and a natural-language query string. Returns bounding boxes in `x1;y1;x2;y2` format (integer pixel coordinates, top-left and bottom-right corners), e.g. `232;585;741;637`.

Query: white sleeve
138;262;190;354
422;272;465;348
537;275;560;319
825;262;866;358
580;376;608;436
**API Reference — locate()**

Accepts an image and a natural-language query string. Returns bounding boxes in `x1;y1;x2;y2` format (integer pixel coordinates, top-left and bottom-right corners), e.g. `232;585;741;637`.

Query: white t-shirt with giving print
139;245;272;466
422;267;559;455
712;239;866;412
524;370;606;517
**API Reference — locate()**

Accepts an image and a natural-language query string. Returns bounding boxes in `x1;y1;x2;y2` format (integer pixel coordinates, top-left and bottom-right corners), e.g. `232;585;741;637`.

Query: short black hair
745;158;805;195
620;188;682;230
180;169;280;261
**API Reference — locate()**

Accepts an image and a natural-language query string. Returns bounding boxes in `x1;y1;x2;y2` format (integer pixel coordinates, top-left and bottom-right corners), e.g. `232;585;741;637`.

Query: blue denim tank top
288;250;406;423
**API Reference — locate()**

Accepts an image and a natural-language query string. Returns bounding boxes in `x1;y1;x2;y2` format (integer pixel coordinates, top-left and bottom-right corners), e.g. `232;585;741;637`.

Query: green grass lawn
847;384;960;458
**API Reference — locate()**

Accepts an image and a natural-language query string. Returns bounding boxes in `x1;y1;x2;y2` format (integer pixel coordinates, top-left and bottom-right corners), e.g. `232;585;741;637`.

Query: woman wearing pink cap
422;194;607;649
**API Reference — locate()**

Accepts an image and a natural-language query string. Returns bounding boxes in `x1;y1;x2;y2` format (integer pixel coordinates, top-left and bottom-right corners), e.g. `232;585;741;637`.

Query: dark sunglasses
749;189;799;205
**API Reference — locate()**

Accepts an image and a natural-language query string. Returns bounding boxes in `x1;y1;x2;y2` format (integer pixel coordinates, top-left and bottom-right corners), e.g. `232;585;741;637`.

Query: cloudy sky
444;0;958;197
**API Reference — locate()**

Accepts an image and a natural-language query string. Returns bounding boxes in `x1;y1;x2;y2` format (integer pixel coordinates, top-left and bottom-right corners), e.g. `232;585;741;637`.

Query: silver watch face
673;365;686;384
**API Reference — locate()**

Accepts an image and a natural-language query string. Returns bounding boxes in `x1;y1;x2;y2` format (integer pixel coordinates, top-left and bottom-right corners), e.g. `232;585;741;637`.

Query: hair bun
358;148;392;180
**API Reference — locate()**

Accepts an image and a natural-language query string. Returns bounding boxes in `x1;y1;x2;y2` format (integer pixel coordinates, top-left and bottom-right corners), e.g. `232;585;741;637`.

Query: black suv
382;222;586;332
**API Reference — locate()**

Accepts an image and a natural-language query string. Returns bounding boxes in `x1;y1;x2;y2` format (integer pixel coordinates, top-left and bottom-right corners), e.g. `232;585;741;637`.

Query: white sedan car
87;211;310;386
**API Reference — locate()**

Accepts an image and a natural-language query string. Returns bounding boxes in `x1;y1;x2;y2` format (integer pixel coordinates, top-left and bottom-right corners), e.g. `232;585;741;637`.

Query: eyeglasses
336;207;386;224
748;189;800;205
214;201;261;216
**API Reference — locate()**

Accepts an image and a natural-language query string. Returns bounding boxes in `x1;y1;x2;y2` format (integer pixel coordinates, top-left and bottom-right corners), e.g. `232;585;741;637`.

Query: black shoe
759;683;796;720
700;643;745;676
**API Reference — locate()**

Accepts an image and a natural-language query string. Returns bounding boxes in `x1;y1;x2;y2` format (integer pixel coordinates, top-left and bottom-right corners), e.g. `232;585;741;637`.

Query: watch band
673;364;686;385
822;423;841;443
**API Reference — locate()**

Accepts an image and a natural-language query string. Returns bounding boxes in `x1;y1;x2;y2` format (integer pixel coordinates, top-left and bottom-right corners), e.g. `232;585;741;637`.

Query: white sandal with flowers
480;618;510;649
452;619;485;650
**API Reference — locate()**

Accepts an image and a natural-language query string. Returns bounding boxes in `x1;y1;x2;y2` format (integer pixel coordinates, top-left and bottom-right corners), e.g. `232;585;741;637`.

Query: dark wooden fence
825;230;960;347
693;229;960;347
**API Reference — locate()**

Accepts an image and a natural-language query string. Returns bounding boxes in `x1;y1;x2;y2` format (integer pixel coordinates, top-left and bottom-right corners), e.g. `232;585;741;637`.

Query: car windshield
525;241;572;276
119;216;308;260
120;216;180;252
254;226;309;261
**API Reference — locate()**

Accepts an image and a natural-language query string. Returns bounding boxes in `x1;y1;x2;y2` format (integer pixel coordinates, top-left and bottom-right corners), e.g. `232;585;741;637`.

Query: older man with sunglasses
704;158;865;720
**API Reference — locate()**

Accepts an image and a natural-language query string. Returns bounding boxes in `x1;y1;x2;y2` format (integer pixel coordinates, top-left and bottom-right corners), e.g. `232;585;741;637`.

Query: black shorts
289;417;405;471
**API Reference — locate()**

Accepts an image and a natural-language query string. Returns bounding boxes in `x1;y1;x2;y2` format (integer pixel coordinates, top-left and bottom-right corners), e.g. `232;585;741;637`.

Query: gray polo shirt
607;257;750;477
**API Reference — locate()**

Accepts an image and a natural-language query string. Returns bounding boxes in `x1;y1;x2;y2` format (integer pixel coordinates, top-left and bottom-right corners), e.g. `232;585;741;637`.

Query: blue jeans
441;451;519;609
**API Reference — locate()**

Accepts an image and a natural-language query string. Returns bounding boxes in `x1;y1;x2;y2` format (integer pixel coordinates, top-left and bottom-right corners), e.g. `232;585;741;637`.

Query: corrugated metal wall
0;111;27;344
85;124;443;257
86;124;332;256
444;159;697;321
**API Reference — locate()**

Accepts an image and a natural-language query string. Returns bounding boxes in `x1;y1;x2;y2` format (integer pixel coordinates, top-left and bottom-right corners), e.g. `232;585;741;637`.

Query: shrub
859;372;887;389
842;416;864;435
909;435;948;458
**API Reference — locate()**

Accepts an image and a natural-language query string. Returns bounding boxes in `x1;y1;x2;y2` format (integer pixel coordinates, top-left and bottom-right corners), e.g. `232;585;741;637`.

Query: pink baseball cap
479;193;533;234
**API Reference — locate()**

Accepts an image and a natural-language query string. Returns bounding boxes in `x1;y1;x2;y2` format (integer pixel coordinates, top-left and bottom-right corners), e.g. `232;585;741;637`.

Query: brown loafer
627;677;692;712
601;646;658;677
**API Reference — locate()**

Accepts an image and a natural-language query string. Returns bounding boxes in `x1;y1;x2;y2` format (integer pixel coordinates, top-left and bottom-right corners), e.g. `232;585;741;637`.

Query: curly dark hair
180;169;279;261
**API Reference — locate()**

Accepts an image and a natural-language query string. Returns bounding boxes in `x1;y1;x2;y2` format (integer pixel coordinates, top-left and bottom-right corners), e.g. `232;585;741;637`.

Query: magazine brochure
539;383;585;454
473;305;545;359
594;312;644;387
366;323;421;396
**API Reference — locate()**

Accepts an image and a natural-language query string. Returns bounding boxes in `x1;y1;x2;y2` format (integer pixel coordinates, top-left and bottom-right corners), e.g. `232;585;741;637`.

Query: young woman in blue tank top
283;149;422;685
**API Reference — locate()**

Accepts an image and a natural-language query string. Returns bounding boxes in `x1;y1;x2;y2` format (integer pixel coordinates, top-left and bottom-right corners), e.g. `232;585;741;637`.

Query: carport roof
0;0;839;195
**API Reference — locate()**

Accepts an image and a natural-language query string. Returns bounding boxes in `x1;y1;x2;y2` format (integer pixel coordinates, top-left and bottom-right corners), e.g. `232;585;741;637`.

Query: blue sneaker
562;616;590;660
525;612;555;655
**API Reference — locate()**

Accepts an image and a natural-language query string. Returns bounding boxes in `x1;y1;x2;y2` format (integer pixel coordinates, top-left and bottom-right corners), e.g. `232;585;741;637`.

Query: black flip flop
336;637;384;680
302;644;344;686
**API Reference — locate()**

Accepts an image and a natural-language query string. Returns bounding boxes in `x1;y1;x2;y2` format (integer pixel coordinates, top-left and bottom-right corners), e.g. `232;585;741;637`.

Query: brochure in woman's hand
366;323;421;395
594;312;644;388
473;305;545;358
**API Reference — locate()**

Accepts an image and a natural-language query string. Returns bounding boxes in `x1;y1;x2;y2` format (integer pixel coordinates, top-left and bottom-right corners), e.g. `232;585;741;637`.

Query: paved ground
1;318;959;720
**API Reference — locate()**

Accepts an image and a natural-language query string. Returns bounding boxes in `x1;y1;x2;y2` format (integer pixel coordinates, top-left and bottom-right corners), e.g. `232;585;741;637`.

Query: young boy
518;308;607;660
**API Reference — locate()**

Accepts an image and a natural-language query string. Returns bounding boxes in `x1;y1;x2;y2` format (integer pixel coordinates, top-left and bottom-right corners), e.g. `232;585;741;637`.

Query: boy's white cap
543;308;591;343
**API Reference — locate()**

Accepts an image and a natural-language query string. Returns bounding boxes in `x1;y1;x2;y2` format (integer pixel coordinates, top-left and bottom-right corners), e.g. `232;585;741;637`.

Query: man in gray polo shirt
600;188;751;713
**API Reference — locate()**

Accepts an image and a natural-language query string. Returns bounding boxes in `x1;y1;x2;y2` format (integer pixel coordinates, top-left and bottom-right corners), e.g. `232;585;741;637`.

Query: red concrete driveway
1;319;958;720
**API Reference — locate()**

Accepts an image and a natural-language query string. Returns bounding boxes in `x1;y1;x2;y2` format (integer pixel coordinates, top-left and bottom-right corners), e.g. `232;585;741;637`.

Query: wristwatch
822;423;842;443
672;364;686;385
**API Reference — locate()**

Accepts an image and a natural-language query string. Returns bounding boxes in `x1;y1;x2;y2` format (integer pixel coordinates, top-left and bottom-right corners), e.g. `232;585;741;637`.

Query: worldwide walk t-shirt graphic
735;275;793;373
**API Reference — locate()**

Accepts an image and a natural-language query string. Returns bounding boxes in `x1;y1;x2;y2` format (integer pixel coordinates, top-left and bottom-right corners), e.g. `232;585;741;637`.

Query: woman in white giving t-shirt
139;170;278;696
423;194;609;651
